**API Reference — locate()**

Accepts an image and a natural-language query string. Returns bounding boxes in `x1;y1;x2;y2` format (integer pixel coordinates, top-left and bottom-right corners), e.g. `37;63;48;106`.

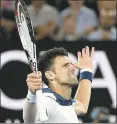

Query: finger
34;79;43;85
27;72;42;78
33;82;43;86
27;73;39;78
26;78;37;83
27;82;42;88
82;48;85;57
86;46;89;56
77;52;81;59
29;85;42;90
26;78;42;84
37;71;42;77
91;47;95;57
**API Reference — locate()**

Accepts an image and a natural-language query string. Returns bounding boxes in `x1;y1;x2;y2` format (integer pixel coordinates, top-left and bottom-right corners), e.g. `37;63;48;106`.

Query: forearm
23;90;37;123
74;79;91;113
23;99;37;123
73;46;94;115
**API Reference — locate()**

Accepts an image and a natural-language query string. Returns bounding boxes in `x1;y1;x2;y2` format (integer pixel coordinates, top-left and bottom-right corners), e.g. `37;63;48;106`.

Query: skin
32;0;45;10
26;46;95;115
67;0;83;11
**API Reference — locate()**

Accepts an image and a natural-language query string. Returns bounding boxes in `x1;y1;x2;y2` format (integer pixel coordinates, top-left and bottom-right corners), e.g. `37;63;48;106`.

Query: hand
74;46;95;70
26;72;43;93
102;30;110;40
63;17;76;35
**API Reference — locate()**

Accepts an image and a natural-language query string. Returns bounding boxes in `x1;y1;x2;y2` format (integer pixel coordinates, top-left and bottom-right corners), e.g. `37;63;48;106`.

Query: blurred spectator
87;9;116;41
55;0;98;41
27;0;59;41
0;26;9;43
1;0;15;10
1;8;19;41
98;0;116;10
97;0;116;28
90;107;109;123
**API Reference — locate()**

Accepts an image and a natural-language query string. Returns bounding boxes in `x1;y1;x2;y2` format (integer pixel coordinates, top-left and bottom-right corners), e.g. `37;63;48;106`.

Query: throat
50;84;72;100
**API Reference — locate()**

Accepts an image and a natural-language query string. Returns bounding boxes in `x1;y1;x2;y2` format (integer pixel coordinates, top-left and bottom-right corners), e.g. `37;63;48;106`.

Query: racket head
15;0;38;72
15;0;35;43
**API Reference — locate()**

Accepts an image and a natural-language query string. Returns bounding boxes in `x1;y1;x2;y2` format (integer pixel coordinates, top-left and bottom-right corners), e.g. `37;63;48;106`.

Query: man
90;107;109;123
55;0;98;41
23;46;95;123
87;9;116;41
27;0;59;40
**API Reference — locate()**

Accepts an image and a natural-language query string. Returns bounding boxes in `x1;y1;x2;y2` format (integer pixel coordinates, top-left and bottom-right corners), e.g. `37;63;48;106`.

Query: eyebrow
62;61;71;66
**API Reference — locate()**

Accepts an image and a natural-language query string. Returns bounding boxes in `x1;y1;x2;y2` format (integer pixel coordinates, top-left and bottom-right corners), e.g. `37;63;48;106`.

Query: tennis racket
15;0;48;122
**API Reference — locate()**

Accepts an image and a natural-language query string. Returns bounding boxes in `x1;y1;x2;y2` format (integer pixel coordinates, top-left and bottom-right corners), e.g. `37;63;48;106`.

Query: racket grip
36;90;48;122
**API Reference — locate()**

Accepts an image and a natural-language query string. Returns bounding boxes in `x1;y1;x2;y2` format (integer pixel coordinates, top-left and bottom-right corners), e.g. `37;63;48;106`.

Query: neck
49;82;72;100
71;4;82;14
71;7;81;19
33;5;43;12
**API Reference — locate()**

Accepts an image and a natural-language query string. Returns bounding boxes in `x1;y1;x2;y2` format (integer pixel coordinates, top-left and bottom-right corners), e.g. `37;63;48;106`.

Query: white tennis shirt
35;88;80;123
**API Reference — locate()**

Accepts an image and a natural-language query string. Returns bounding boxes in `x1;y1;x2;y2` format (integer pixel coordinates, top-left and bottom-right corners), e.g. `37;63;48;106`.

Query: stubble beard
69;75;79;85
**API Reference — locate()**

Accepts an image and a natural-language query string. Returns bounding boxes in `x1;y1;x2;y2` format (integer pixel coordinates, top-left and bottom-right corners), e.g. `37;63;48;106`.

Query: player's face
53;56;78;85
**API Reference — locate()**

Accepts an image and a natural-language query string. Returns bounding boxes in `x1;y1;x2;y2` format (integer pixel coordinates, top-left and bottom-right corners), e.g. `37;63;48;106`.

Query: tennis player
23;46;94;123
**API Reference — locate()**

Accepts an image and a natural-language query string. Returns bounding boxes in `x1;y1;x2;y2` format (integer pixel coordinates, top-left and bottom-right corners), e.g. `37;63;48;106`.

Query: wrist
29;89;36;95
80;68;92;73
80;68;93;82
27;90;36;103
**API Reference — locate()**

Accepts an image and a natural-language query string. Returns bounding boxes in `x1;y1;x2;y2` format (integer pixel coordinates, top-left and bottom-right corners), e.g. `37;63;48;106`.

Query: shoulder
27;5;33;11
60;7;71;18
42;4;59;13
87;29;102;41
42;88;58;105
81;6;96;15
111;27;116;33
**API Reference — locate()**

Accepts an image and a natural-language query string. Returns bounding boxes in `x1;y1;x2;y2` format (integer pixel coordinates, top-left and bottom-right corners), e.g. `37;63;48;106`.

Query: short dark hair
38;47;68;86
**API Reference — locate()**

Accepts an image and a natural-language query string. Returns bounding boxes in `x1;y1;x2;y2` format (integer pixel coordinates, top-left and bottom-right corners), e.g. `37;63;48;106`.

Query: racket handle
36;89;48;122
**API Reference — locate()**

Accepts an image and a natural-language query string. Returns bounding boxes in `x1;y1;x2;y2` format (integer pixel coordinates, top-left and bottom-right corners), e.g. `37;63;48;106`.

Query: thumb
72;62;80;69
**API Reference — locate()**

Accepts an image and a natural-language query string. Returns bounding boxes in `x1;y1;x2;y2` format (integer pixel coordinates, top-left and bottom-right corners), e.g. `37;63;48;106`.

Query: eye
63;63;69;67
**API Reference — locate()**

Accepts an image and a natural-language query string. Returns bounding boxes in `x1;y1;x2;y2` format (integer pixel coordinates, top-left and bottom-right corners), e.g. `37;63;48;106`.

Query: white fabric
27;90;36;103
23;92;80;123
80;68;93;73
35;92;80;123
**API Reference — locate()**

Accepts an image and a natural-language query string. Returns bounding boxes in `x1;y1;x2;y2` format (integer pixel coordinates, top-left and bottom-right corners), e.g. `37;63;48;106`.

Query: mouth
69;73;75;76
69;71;75;75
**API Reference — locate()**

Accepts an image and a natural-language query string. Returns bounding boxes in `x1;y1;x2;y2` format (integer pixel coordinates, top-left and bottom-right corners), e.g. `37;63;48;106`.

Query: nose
70;63;76;72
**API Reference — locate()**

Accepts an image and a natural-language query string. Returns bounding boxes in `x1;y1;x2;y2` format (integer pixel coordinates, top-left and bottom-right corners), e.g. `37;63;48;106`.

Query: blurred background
0;0;116;123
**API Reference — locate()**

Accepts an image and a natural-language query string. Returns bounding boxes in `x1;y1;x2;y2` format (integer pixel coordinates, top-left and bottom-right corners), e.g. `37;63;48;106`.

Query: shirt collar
42;88;75;106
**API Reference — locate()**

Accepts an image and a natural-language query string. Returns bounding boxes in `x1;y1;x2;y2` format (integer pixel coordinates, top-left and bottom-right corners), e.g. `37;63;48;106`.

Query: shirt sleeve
86;10;98;27
87;31;102;41
23;99;37;123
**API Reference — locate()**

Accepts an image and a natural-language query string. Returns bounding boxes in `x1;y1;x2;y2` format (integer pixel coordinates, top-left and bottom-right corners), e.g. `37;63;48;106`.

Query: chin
69;75;79;85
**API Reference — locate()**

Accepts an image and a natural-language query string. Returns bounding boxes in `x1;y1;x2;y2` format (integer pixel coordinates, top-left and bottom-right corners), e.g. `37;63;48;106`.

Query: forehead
54;56;71;66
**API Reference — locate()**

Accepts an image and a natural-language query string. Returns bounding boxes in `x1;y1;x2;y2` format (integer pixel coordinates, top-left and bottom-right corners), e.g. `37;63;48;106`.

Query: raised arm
73;46;95;115
23;72;43;122
23;96;37;123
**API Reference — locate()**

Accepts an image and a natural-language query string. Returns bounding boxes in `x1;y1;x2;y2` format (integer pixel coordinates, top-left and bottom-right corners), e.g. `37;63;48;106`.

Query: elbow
78;108;88;116
81;108;88;115
75;105;88;116
81;104;89;115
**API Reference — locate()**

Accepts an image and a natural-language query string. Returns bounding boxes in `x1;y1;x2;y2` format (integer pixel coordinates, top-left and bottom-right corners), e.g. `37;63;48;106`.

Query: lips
69;73;75;76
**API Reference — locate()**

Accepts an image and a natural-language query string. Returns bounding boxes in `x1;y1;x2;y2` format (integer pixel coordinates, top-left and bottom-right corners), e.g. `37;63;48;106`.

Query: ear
45;71;55;81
